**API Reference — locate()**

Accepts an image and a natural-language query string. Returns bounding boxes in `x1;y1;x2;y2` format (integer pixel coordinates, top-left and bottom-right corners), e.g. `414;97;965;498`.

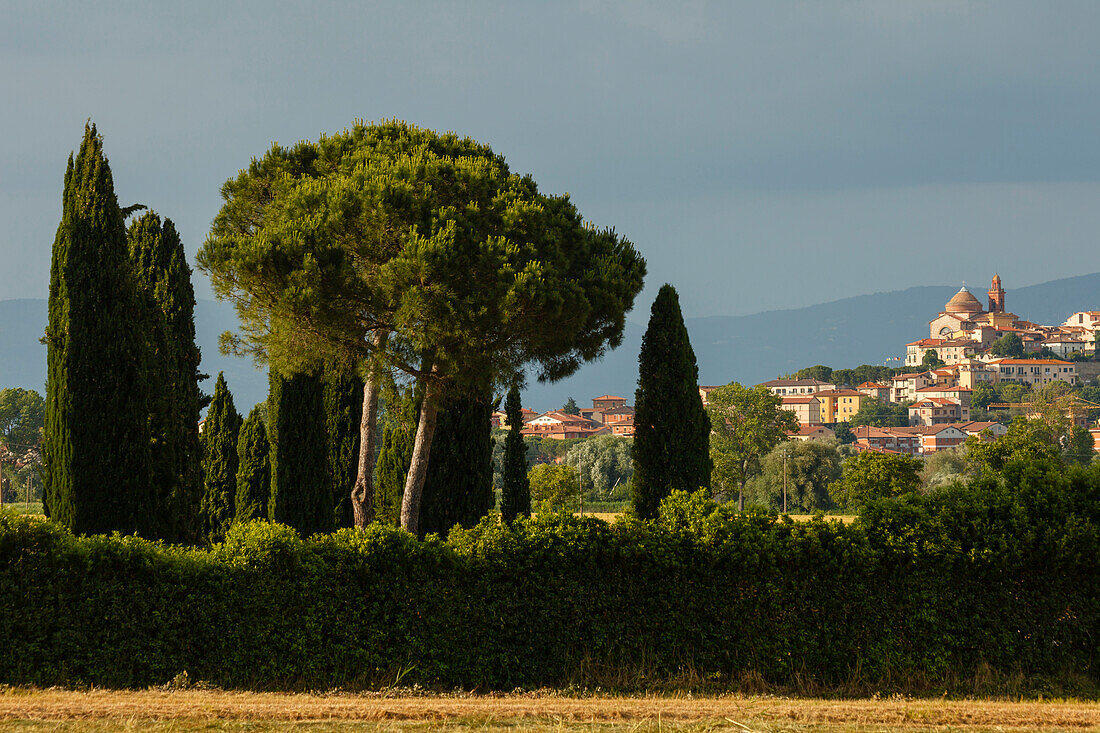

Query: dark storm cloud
2;1;1099;315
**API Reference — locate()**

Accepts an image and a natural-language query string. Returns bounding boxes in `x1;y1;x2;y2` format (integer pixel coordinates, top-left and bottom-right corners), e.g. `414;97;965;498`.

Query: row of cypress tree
199;366;365;543
42;124;694;541
43;124;205;543
198;367;502;541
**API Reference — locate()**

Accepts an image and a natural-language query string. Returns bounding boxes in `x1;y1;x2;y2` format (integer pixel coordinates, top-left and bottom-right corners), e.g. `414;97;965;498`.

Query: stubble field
1;689;1098;732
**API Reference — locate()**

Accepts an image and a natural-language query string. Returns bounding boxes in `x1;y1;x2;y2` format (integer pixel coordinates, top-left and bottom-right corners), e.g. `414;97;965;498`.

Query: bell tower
987;274;1005;313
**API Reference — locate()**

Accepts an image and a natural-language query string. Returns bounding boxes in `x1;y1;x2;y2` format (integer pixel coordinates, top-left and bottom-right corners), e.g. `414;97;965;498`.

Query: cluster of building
728;276;1100;456
492;395;636;440
699;378;1013;455
715;376;1006;455
905;275;1097;366
496;277;1100;455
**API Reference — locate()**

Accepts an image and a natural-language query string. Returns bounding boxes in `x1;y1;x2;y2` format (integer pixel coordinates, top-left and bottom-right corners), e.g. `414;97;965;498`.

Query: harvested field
1;688;1098;732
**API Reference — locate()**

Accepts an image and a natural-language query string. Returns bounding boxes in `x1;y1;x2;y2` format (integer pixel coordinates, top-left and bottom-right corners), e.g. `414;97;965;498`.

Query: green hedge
1;462;1099;690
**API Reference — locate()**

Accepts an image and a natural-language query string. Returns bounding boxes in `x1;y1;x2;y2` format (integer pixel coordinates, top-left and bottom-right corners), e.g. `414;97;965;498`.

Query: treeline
3;457;1098;691
788;364;906;386
40;124;509;545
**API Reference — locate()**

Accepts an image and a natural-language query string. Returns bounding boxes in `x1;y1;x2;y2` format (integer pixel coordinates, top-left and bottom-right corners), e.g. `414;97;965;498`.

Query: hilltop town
511;276;1100;458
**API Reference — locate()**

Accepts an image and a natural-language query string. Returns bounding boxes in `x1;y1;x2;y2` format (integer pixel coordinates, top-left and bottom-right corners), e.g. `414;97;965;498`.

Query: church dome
945;287;983;314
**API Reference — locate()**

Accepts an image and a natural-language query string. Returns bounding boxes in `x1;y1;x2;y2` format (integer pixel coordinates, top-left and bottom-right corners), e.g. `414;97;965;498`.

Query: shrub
2;464;1099;690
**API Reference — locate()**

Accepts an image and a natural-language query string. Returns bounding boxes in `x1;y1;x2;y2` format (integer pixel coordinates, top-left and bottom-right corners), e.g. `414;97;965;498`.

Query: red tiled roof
851;443;903;455
531;411;601;425
593;395;625;401
883;427;921;435
910;398;959;408
907;424;966;435
781;397;817;404
953;421;1005;433
909;338;978;347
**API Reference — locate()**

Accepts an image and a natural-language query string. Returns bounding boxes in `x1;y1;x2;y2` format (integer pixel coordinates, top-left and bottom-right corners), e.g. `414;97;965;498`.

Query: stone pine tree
198;122;646;534
200;373;241;542
127;211;205;543
499;385;531;522
374;385;418;526
323;364;363;529
235;405;270;522
417;392;495;538
43;123;153;535
268;370;333;535
631;284;711;520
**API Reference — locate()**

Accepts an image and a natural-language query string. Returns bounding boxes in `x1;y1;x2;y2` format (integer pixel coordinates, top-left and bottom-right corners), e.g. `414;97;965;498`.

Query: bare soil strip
1;689;1098;730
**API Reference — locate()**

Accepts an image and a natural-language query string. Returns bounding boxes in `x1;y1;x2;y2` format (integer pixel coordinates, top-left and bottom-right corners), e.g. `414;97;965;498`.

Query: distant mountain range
4;272;1099;412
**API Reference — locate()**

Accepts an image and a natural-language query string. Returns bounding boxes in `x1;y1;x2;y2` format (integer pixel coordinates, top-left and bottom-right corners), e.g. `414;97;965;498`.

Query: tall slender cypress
374;386;418;526
418;391;494;538
323;364;363;529
235;405;270;522
499;385;530;522
632;284;711;520
268;370;332;535
200;373;241;542
127;212;204;543
43;124;153;535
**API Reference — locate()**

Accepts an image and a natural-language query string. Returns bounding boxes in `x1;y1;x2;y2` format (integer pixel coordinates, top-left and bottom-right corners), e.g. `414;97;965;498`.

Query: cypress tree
200;373;241;542
374;386;417;526
499;385;530;522
43;123;153;535
632;284;711;520
418;391;494;538
268;370;332;535
235;405;270;522
323;364;363;529
127;212;204;543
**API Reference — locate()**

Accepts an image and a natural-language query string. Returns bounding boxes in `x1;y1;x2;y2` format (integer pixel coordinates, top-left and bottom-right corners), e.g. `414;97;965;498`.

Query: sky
3;1;1100;320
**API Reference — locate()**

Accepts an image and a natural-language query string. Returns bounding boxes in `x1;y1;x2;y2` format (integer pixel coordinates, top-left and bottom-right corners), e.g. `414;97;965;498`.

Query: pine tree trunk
400;366;442;535
351;331;386;528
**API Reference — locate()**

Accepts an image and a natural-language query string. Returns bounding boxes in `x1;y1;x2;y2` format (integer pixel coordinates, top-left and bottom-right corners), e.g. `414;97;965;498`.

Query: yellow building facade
814;390;869;424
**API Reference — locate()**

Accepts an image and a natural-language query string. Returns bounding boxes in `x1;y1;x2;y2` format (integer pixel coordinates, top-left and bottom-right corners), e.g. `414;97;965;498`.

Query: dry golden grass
1;689;1098;732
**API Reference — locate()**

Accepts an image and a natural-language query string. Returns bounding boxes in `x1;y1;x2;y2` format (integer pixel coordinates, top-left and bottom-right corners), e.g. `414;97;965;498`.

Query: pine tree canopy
631;284;711;520
43;123;153;535
199;121;645;391
199;121;645;533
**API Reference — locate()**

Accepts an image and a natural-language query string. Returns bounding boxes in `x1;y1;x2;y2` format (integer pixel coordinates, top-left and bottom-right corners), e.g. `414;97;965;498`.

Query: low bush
1;462;1098;691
